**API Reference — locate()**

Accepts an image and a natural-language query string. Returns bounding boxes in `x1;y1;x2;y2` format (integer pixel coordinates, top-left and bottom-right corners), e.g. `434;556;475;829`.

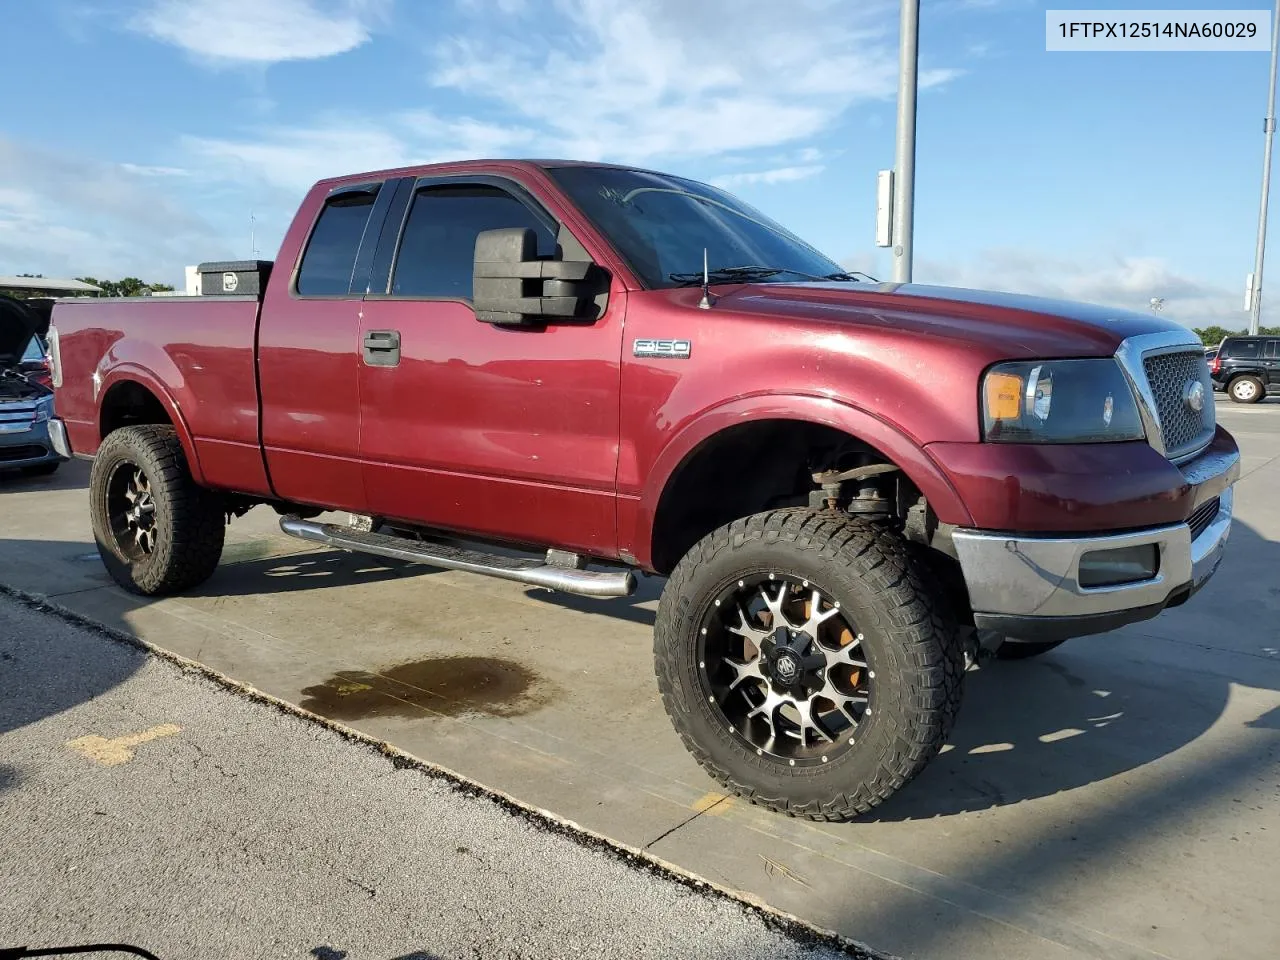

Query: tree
75;277;175;297
1194;324;1280;345
1193;325;1232;346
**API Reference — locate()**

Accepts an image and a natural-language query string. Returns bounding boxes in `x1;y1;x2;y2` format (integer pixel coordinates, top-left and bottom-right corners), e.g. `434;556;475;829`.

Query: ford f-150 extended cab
46;160;1239;819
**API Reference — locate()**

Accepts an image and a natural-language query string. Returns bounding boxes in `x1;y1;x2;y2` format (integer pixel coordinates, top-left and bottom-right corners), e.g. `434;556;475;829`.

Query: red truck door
357;175;623;555
258;180;398;513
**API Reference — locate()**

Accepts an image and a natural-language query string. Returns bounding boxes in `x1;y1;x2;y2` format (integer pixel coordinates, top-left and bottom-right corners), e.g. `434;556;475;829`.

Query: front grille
0;401;38;428
1142;350;1215;459
1188;497;1220;541
0;444;47;463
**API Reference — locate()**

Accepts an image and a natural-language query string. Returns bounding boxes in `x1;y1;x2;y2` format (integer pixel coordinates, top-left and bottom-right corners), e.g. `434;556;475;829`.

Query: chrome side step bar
279;517;637;599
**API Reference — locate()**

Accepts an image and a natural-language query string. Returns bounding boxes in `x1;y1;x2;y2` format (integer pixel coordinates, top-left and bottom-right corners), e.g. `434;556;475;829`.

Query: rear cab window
295;185;383;296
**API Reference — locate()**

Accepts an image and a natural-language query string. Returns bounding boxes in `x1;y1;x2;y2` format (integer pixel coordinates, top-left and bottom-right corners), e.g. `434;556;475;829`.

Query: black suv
1211;336;1280;403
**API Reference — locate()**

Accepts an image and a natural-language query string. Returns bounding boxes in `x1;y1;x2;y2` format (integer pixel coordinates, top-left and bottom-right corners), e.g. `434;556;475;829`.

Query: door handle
362;329;401;367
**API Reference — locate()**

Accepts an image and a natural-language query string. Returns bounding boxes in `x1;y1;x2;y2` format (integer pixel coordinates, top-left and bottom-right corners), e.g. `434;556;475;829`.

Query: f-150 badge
633;338;692;359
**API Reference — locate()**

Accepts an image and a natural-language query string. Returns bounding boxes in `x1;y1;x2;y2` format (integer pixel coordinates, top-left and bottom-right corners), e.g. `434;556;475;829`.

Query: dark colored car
46;159;1239;820
1210;336;1280;403
0;297;66;476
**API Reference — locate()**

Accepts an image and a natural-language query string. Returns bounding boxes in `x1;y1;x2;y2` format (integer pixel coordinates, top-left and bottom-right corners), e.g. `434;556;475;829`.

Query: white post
1249;0;1280;334
891;0;920;283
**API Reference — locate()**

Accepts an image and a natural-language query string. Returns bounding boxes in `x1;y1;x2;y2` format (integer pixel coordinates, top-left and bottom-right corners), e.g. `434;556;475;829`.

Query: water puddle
298;656;551;721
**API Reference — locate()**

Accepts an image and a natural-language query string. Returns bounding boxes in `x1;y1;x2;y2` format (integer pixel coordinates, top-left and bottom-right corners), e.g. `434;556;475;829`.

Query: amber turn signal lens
984;372;1023;421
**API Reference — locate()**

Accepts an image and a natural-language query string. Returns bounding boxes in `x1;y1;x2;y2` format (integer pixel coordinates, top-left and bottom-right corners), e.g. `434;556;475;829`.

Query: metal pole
1250;0;1280;334
891;0;920;283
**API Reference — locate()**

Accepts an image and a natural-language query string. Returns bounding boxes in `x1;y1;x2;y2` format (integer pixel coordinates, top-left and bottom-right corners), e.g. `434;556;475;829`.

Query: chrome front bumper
952;486;1234;640
47;417;73;459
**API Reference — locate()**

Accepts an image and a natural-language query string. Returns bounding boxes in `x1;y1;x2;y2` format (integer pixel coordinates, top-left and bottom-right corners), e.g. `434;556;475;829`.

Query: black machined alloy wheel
655;508;964;821
90;425;226;596
106;462;159;560
699;574;873;766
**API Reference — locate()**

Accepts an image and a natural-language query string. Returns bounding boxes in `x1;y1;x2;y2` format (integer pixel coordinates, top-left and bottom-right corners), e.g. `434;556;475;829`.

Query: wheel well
100;381;173;438
650;420;912;575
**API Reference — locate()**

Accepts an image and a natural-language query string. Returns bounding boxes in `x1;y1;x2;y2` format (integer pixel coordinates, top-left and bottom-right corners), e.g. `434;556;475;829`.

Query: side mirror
472;227;602;326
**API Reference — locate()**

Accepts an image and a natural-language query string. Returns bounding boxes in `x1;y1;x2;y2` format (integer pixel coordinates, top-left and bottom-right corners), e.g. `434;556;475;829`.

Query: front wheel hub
697;574;874;765
763;626;826;696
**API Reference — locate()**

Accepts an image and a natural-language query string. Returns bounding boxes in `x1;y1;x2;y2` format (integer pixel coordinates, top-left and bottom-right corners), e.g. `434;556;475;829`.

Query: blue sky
0;0;1274;328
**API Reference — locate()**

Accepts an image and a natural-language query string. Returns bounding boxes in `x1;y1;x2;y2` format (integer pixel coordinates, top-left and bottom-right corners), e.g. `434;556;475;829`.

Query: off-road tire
994;637;1066;660
90;425;225;596
1229;375;1264;404
654;508;964;821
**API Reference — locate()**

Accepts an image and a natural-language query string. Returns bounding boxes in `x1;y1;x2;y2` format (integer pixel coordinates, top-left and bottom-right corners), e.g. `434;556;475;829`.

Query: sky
0;0;1275;329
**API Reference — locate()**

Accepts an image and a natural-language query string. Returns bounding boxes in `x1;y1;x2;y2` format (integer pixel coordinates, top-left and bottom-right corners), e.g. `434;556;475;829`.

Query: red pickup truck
46;160;1239;819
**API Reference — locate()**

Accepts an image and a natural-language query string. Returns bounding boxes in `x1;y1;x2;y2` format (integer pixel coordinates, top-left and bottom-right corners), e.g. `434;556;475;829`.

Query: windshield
546;166;845;290
21;335;44;363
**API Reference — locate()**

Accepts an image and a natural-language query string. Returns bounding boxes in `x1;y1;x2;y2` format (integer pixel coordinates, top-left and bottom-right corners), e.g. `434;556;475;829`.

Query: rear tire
1229;375;1264;403
90;425;225;596
654;509;964;821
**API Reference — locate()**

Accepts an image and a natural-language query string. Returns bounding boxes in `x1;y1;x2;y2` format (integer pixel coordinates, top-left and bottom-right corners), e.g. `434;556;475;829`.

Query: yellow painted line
66;723;182;767
689;791;735;816
691;791;726;813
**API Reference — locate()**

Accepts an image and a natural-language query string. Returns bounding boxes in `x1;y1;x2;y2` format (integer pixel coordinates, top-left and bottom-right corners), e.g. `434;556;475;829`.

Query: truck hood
719;281;1190;358
0;296;39;368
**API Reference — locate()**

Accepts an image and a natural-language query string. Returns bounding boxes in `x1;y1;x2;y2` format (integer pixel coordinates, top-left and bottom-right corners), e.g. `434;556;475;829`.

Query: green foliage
75;277;175;297
1193;325;1233;346
1193;324;1280;346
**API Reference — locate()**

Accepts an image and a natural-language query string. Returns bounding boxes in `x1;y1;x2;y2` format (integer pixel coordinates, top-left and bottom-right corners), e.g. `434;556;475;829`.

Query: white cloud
912;248;1261;330
185;110;541;194
131;0;387;64
0;139;229;282
712;165;825;189
120;163;191;177
430;0;961;163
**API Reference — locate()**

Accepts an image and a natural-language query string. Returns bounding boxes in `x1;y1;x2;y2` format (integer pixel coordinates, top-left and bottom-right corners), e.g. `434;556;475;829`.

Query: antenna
249;210;259;259
697;247;716;309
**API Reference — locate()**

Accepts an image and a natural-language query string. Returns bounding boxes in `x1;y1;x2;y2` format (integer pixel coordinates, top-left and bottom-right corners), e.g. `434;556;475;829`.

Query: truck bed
51;295;270;495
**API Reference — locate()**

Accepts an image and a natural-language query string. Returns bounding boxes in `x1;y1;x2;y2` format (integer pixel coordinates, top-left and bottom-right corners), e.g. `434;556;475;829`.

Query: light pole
1249;0;1280;334
891;0;920;283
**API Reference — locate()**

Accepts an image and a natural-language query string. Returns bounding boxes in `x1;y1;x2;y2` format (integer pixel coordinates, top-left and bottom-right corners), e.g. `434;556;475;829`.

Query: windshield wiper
823;270;876;282
669;265;780;285
669;264;844;286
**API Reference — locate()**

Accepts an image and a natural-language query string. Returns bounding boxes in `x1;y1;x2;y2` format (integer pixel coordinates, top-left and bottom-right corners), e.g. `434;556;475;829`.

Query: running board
278;517;636;599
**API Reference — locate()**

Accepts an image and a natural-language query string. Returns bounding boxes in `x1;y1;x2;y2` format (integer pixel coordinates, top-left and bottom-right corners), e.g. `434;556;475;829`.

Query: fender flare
636;393;972;566
97;366;207;486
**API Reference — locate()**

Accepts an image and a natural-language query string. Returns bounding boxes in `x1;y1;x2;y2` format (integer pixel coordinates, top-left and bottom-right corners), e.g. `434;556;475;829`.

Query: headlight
981;359;1145;443
33;402;50;423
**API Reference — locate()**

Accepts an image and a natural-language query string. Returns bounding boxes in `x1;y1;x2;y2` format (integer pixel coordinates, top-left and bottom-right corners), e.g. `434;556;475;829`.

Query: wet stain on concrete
298;656;551;721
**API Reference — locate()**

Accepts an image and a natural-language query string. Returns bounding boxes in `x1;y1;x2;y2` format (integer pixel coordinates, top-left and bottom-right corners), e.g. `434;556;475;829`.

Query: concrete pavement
0;594;868;960
1;395;1277;959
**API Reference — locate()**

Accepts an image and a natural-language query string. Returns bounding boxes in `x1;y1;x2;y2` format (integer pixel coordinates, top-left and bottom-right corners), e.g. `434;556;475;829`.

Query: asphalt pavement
0;594;869;960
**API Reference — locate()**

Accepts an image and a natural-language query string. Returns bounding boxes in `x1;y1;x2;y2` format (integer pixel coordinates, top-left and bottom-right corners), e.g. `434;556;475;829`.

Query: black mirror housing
473;227;603;325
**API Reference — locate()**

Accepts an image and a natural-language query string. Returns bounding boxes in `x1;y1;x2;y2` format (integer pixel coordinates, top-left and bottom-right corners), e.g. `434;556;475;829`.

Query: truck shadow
527;520;1280;822
0;456;94;492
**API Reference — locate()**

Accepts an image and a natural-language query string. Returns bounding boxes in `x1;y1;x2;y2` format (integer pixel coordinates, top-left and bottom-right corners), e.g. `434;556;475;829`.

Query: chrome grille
1141;350;1215;460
